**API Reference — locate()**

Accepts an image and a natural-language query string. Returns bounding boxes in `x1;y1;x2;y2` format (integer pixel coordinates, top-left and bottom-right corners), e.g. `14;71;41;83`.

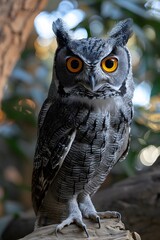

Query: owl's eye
66;57;83;73
101;57;118;73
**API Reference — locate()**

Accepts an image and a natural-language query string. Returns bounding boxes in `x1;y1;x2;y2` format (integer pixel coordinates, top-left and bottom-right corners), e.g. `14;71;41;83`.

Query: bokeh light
139;145;160;166
145;0;160;19
34;1;85;41
133;81;151;107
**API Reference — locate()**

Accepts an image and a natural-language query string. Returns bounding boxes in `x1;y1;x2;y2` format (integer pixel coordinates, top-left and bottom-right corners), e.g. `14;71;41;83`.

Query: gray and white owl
32;18;134;236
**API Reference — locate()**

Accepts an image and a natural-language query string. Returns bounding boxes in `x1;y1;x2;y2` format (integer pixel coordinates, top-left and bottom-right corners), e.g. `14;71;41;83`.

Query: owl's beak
89;76;96;91
79;76;96;92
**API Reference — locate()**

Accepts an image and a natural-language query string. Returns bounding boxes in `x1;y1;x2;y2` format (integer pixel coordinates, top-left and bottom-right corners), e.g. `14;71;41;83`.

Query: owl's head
51;18;133;99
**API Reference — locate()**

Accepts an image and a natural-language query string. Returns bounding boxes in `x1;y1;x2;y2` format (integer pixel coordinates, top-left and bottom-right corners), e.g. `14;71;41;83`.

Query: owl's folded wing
32;98;76;214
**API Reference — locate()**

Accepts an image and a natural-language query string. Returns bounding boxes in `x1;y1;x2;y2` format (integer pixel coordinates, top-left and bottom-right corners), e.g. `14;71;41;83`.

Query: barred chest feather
61;96;129;152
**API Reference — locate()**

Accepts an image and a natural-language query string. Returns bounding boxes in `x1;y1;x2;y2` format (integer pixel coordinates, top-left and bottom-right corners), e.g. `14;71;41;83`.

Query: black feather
52;18;71;46
108;18;133;46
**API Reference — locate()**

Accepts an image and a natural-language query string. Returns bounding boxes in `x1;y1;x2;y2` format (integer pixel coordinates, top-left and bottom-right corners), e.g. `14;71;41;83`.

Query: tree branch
19;219;141;240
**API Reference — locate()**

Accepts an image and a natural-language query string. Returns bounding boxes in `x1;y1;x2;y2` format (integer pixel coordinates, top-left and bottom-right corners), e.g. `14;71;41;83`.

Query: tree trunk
0;0;48;101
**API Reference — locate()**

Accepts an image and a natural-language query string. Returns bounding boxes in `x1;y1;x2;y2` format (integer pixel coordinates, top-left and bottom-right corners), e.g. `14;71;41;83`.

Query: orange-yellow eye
101;57;118;73
66;57;83;73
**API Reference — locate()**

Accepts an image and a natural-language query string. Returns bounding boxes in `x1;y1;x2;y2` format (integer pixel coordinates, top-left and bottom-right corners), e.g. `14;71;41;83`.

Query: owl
32;18;134;236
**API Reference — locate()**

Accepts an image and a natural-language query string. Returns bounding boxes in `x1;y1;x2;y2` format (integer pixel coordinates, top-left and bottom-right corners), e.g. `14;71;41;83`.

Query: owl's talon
96;216;101;228
97;216;101;228
83;225;90;238
110;211;121;220
55;227;59;237
116;212;121;221
55;225;63;237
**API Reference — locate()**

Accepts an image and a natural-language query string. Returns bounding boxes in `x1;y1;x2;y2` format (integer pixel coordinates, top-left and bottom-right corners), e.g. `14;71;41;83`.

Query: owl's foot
55;198;89;238
78;194;101;228
55;216;89;237
78;194;121;229
97;210;121;220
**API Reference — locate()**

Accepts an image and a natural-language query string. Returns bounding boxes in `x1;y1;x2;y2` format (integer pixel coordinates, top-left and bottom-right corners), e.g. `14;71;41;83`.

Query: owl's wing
32;98;76;214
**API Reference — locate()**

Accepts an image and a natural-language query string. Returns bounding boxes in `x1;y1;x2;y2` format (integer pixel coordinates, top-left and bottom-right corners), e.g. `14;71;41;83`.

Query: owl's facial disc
78;56;119;92
65;54;119;92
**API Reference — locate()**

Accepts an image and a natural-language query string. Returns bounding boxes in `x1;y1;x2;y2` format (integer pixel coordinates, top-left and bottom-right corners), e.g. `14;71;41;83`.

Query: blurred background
0;0;160;239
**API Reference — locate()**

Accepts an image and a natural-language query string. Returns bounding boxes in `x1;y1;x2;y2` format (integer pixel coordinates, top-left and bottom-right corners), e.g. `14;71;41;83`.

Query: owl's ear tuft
52;18;71;46
108;18;133;46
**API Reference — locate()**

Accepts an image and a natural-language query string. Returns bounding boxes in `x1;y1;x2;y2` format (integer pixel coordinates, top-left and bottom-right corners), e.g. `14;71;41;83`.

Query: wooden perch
19;219;141;240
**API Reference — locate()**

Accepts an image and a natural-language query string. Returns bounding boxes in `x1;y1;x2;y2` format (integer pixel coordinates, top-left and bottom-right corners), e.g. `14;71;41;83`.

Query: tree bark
18;219;141;240
0;0;48;101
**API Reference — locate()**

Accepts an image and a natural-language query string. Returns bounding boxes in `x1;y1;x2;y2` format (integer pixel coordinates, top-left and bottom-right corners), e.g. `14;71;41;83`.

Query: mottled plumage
32;18;134;235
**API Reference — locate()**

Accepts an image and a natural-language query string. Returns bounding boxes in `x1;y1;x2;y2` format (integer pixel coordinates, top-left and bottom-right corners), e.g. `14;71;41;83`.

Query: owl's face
53;19;133;99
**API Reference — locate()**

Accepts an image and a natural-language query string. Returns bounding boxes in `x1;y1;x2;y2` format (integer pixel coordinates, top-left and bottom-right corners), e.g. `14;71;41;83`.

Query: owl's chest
72;98;121;145
76;111;109;149
64;97;130;154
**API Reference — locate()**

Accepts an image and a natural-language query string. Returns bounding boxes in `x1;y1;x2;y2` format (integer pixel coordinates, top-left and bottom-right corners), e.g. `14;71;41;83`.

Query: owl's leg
55;197;89;237
78;194;101;227
78;194;121;228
